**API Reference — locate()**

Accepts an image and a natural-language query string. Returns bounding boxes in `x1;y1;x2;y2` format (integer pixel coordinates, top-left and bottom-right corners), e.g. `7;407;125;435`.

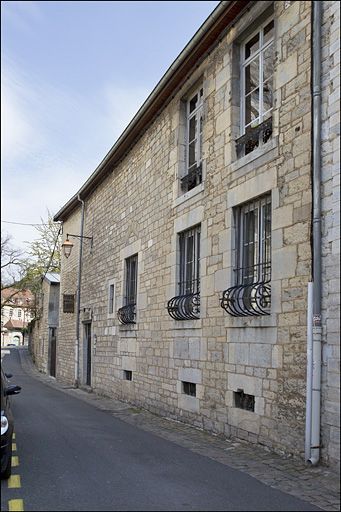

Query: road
1;348;320;511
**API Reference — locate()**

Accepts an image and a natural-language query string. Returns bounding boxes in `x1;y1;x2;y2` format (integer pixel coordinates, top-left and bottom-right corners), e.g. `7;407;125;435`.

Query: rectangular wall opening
123;370;133;381
182;381;196;397
234;389;255;411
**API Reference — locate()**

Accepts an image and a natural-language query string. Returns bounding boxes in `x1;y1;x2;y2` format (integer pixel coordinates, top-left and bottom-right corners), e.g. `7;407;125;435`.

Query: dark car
1;366;21;479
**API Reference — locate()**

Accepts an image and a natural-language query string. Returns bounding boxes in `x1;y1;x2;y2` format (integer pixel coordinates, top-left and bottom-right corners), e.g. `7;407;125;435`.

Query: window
108;284;115;314
167;225;200;320
18;309;22;318
181;86;203;193
221;194;271;316
123;370;132;381
117;254;138;324
237;18;274;157
63;294;75;313
9;309;13;317
234;390;255;412
182;381;196;397
179;226;201;295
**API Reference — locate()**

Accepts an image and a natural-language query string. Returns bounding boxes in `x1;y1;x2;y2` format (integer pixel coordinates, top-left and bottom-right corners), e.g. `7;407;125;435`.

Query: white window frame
186;85;203;174
240;16;274;136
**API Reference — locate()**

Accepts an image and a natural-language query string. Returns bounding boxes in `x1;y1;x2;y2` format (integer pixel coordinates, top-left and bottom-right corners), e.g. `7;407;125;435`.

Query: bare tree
1;232;27;306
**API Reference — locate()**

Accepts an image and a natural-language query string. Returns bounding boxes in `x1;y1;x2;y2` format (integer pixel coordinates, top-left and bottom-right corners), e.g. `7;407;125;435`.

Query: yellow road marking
12;455;19;467
8;474;21;488
12;442;17;451
8;499;24;511
13;433;16;440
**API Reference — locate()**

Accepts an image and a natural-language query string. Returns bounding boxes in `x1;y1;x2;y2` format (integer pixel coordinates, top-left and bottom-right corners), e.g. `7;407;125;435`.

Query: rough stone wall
320;0;340;469
56;1;338;465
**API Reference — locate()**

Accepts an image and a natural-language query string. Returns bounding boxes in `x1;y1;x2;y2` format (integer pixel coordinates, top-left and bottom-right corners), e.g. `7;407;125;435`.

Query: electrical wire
2;220;61;227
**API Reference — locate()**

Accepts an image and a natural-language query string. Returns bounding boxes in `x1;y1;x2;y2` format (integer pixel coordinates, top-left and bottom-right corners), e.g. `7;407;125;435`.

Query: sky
1;0;219;254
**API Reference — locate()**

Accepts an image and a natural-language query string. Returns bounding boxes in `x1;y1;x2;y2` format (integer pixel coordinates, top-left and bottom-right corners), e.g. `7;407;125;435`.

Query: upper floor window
221;194;271;316
18;309;22;318
118;254;138;324
9;309;13;317
181;86;203;193
167;225;200;320
237;18;274;157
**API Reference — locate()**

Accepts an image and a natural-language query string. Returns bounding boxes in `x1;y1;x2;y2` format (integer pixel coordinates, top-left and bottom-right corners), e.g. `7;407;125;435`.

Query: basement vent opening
234;389;255;412
182;381;196;397
123;370;132;381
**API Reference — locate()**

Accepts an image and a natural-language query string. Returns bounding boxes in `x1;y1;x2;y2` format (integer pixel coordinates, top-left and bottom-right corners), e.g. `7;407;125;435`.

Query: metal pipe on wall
75;194;85;386
305;0;322;466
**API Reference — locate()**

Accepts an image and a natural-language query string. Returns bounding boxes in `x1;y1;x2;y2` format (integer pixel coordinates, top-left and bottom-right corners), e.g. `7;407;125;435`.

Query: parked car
1;367;21;479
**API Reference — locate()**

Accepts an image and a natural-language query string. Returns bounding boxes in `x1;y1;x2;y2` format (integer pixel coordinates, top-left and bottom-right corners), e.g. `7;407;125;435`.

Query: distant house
1;288;35;347
29;273;60;377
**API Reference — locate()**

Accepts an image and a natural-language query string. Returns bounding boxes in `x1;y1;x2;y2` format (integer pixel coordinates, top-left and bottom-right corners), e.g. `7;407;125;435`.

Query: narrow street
0;348;327;511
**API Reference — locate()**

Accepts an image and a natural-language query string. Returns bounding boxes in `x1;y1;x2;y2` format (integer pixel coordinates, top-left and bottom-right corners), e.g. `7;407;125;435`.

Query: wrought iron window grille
220;262;271;317
236;118;272;158
167;291;200;321
117;303;136;324
180;164;202;193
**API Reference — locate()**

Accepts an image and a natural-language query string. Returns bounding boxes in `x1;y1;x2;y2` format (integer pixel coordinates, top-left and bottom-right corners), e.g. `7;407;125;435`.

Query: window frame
240;16;274;137
108;283;115;315
235;194;272;287
186;85;203;174
178;225;201;296
124;254;138;307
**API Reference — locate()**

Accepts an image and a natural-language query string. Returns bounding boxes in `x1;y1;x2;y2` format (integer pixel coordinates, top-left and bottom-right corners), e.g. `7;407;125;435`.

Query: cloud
1;59;151;250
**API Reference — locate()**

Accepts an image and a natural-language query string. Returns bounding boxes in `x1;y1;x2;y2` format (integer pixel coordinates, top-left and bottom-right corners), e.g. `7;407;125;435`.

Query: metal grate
63;294;75;313
183;381;196;397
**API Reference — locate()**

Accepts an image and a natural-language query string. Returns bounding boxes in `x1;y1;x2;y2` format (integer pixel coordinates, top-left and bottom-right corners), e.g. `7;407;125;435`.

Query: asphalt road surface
1;348;320;511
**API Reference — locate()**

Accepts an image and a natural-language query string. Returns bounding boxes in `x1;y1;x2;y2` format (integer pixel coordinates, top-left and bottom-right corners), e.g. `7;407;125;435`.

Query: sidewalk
17;347;340;512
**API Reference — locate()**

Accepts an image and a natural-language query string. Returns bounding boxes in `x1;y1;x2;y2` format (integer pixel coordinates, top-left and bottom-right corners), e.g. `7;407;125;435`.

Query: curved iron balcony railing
180;164;202;193
221;264;271;317
235;118;272;157
167;292;200;320
117;303;136;324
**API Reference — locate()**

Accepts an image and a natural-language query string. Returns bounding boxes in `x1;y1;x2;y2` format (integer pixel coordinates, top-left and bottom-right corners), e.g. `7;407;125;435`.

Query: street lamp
62;233;93;258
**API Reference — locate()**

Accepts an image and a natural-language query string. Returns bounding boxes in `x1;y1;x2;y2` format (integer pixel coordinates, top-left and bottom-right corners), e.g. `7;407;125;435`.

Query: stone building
29;273;60;377
1;288;35;347
53;1;340;469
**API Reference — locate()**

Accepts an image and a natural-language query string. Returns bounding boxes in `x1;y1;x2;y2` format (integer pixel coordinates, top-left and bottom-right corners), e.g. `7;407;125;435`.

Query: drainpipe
305;0;322;465
75;194;85;386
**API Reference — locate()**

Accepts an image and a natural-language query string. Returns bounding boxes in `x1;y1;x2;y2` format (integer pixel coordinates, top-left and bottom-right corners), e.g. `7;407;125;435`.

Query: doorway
49;327;57;377
83;322;92;386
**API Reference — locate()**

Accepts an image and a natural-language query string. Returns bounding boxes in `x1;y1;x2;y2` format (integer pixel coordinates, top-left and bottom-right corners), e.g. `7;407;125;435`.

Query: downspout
75;194;85;386
305;0;322;465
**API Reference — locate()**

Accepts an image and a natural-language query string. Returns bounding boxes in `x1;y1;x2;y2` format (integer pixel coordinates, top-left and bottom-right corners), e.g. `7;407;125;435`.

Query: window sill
119;323;138;333
231;136;278;174
172;319;202;330
224;313;277;329
173;182;204;209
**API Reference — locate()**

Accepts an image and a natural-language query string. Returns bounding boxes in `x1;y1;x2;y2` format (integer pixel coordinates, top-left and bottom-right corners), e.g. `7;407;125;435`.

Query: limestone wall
56;1;339;466
320;0;340;468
